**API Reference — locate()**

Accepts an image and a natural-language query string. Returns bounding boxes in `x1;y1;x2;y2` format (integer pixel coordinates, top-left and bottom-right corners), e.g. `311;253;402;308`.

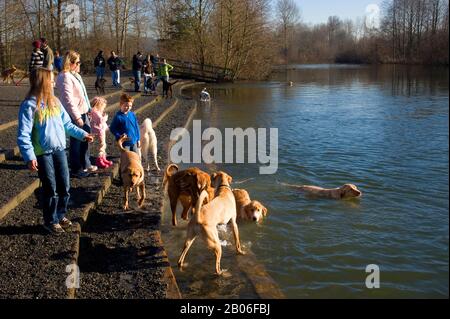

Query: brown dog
2;65;17;84
178;171;245;275
233;189;268;223
118;135;145;210
95;78;107;94
163;164;212;226
162;80;179;98
280;182;362;199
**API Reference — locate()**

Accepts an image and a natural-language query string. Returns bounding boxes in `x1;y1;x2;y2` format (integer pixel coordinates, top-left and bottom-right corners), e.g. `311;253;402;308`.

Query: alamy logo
64;4;80;29
170;120;279;174
65;264;80;289
365;264;380;289
365;4;381;30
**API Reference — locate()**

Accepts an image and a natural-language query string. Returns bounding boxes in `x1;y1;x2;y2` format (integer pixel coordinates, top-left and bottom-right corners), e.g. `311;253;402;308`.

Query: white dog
139;118;160;171
200;88;210;101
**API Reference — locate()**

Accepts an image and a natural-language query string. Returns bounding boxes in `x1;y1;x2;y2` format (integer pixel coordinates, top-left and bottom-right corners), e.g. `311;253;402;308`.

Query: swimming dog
233;189;268;223
280;182;362;199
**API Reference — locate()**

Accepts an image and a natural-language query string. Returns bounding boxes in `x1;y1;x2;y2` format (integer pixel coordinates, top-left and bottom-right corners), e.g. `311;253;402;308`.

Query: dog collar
218;184;232;190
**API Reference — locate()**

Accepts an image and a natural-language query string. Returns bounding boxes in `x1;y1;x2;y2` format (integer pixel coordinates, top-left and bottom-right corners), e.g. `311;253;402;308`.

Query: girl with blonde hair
17;67;94;234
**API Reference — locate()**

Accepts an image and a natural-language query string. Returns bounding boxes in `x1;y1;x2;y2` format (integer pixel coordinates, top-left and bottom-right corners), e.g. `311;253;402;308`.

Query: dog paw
237;250;246;256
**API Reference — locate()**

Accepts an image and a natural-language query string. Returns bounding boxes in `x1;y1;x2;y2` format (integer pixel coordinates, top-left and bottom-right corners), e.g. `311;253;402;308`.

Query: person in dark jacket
107;51;123;88
132;51;144;92
94;51;106;80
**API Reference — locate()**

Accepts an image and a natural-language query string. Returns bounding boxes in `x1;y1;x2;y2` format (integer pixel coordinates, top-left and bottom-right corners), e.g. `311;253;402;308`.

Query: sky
275;0;385;25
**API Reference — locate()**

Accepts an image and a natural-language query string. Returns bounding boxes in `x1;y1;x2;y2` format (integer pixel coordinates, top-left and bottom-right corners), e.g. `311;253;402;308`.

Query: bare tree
276;0;300;63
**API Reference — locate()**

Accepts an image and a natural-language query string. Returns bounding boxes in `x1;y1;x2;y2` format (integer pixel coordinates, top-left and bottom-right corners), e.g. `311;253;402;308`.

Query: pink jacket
55;71;90;121
90;109;108;135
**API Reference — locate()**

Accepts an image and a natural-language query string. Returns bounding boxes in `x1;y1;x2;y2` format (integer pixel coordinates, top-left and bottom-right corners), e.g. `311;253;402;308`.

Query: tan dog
281;182;362;199
178;171;245;275
118;135;145;210
233;189;268;223
163;164;212;226
2;65;17;84
177;185;216;220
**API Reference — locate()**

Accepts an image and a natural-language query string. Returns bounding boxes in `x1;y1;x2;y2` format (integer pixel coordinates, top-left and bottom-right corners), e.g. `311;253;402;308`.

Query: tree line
277;0;449;65
0;0;448;81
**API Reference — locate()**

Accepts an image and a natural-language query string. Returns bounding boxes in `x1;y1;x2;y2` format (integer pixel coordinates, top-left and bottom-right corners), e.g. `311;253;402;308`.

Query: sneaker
71;170;90;178
43;223;65;234
84;165;98;173
59;217;73;228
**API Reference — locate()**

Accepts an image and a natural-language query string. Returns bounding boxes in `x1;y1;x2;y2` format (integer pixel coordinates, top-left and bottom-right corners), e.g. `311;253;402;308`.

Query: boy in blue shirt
109;93;140;153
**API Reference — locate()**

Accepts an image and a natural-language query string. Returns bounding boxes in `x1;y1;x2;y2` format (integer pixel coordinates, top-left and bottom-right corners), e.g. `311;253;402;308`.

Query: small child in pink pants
90;97;113;168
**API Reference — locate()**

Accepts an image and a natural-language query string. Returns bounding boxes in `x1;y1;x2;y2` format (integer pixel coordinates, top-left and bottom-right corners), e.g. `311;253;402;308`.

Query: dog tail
165;164;178;177
194;189;209;223
117;135;128;152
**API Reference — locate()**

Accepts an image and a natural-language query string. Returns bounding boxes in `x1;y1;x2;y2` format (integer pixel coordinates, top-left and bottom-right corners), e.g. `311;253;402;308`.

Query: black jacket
132;54;144;71
107;56;122;71
94;55;106;68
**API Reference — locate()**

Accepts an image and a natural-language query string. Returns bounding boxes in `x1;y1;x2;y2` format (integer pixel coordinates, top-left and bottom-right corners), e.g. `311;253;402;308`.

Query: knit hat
32;40;41;49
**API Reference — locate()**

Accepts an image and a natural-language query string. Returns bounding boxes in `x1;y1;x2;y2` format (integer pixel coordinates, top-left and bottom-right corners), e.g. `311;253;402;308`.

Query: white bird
200;88;211;101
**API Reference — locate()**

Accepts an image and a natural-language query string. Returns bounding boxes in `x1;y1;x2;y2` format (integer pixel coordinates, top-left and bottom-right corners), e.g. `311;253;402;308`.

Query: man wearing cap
40;38;54;70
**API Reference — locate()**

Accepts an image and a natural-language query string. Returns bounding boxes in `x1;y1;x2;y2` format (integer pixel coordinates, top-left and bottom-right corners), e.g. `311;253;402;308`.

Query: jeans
112;70;120;86
143;75;152;92
96;67;105;79
37;149;71;225
124;143;139;154
69;113;91;173
133;70;141;91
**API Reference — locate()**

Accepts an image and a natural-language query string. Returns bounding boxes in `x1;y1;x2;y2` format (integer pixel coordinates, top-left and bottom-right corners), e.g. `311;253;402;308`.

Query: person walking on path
17;67;94;234
40;38;54;70
132;51;144;92
94;50;106;80
56;50;97;178
29;40;44;73
107;51;123;88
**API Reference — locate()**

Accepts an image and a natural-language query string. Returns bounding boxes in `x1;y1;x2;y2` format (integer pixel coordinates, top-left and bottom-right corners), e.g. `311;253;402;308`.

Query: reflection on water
165;64;448;298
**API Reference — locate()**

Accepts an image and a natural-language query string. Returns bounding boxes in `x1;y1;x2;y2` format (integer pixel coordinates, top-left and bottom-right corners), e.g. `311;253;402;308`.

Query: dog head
211;171;233;189
125;167;144;188
339;184;362;199
11;65;17;72
96;78;106;85
244;200;268;223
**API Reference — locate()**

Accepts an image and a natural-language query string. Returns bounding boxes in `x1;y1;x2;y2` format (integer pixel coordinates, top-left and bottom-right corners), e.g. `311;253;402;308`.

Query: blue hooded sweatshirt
17;96;87;162
109;111;140;147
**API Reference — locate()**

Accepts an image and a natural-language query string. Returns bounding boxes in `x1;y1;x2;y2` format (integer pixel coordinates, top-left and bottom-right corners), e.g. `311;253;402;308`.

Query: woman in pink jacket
56;50;97;178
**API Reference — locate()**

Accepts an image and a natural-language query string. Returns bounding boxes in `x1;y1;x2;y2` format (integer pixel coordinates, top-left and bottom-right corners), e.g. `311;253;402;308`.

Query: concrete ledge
152;99;179;128
155;231;182;299
0;120;18;132
0;179;40;220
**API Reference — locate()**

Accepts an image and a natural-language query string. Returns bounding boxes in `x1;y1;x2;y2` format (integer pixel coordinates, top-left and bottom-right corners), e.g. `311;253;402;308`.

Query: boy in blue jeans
109;93;140;153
